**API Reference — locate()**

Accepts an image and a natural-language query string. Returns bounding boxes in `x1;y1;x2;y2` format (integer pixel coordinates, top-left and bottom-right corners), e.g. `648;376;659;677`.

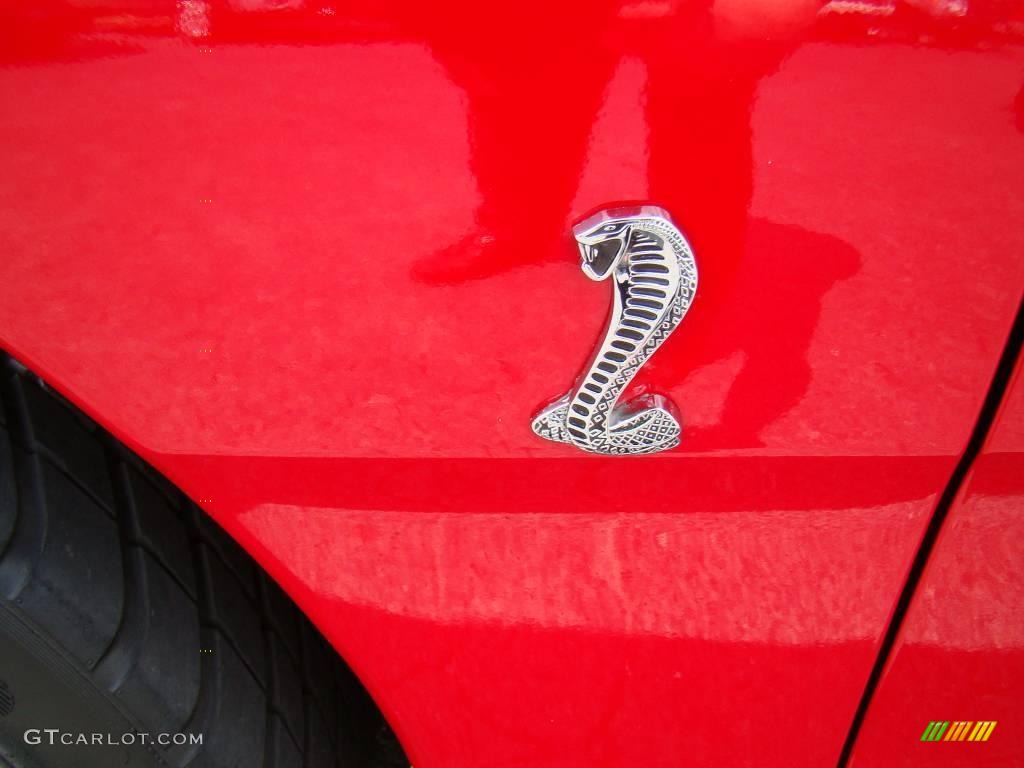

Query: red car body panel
1;1;1022;765
850;357;1024;766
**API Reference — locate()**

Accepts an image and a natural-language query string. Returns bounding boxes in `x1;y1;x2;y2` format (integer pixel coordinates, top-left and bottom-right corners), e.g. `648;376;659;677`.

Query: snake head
573;214;634;281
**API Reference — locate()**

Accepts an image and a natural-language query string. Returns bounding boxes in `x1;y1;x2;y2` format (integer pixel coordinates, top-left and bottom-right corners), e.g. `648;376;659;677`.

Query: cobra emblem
532;205;697;455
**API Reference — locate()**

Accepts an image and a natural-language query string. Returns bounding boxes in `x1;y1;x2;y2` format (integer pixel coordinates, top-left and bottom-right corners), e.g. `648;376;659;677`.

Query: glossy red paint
0;1;1022;765
849;356;1024;766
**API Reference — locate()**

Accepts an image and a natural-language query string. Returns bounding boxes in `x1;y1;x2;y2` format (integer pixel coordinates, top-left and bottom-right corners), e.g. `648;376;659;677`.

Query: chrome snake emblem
532;206;697;455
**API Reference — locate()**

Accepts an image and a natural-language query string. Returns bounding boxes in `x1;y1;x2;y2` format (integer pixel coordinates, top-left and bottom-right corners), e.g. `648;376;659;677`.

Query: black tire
0;354;407;768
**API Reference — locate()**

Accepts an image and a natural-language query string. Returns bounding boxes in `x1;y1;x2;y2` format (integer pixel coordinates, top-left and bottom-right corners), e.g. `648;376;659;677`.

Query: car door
0;1;1022;765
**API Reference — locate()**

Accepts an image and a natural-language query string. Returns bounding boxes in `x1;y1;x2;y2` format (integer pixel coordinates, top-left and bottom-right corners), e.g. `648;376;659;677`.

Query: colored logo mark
921;721;996;742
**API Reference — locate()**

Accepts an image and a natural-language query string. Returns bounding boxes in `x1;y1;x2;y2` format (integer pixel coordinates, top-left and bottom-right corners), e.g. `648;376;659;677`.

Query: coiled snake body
532;206;697;455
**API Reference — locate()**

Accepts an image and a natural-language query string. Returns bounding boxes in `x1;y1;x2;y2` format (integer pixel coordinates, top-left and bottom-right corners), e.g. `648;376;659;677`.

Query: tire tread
0;355;406;768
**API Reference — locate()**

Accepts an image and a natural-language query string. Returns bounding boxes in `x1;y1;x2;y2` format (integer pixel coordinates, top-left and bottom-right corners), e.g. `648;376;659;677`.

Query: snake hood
574;205;673;281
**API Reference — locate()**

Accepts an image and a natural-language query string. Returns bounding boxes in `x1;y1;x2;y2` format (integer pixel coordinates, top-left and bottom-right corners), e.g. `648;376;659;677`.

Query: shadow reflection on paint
397;0;867;448
674;220;861;448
